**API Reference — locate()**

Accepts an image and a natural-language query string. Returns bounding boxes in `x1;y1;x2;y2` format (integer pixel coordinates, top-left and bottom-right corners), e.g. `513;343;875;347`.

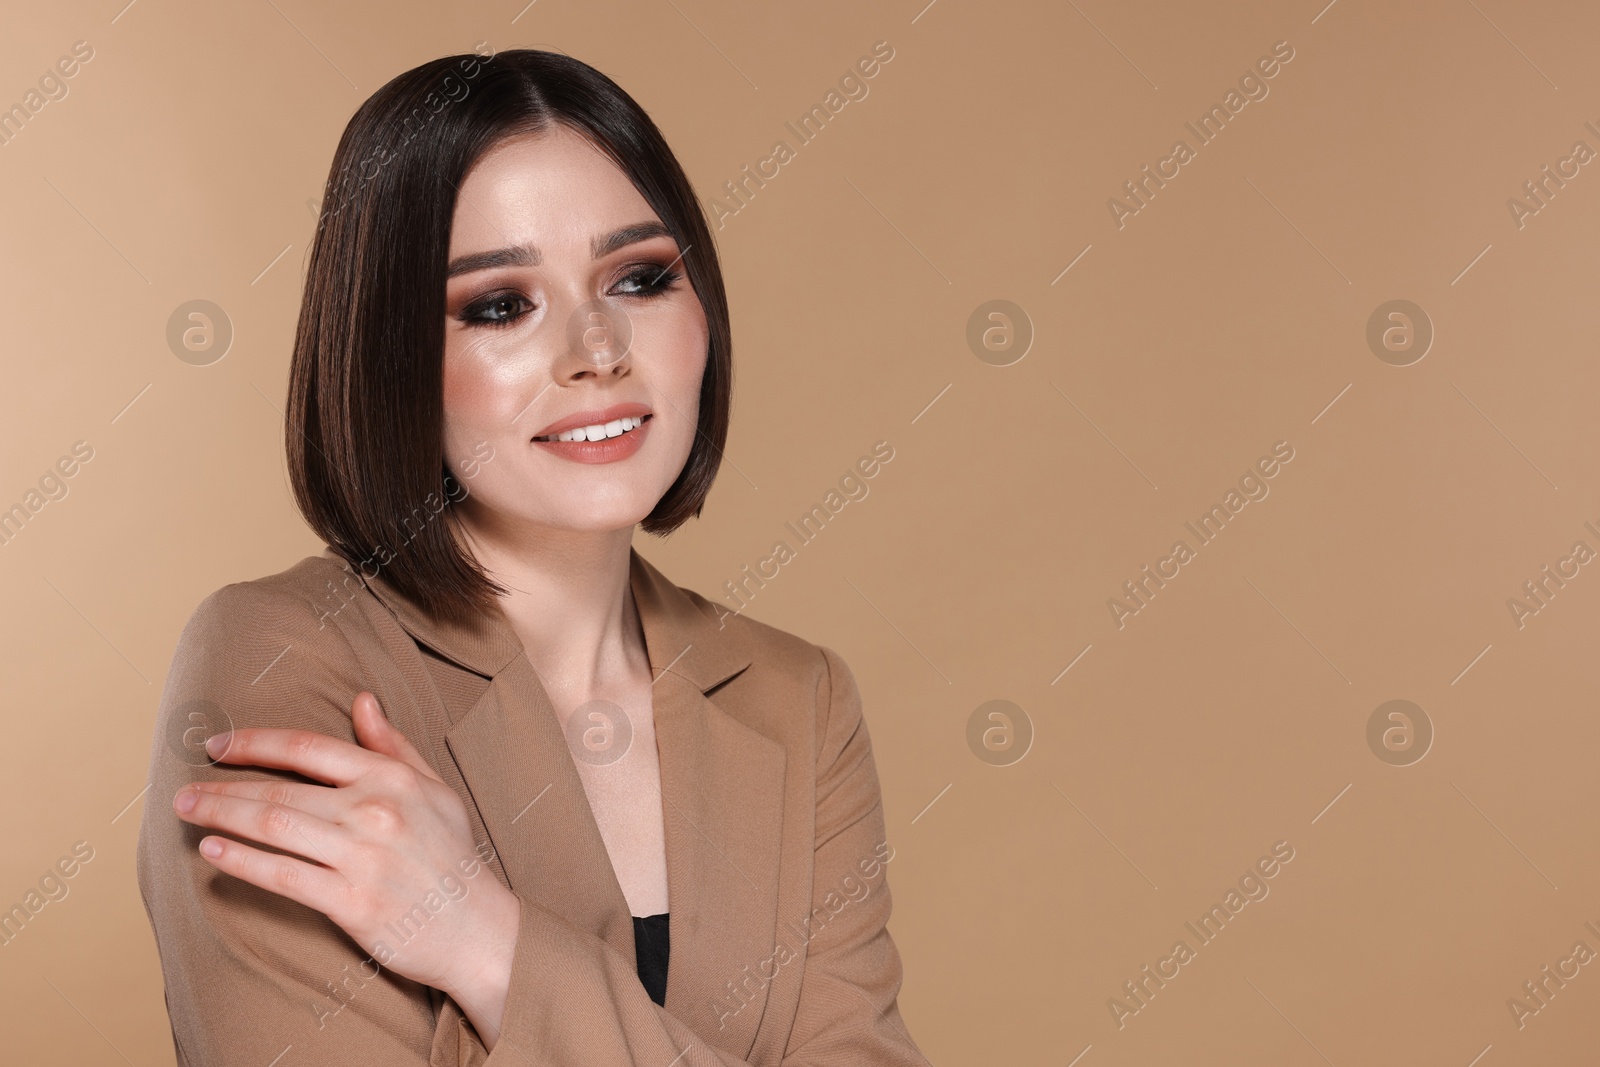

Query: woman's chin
538;500;660;535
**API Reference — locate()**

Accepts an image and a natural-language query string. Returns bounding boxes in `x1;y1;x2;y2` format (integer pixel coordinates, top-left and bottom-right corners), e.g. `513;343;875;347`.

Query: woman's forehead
451;129;651;246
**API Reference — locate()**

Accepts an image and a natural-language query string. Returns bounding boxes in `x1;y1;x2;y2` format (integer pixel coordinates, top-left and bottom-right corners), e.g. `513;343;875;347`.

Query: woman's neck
447;516;651;703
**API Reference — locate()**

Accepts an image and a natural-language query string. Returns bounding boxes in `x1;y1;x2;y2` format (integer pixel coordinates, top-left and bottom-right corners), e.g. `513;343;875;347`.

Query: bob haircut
286;46;732;624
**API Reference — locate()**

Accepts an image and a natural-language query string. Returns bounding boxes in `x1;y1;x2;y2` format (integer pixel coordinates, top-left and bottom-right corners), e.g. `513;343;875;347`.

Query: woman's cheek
441;356;506;469
666;329;703;402
443;342;521;427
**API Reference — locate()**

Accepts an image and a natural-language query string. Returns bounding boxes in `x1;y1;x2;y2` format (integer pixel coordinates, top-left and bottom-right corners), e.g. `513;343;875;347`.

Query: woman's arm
139;580;486;1065
140;581;926;1065
169;691;522;1045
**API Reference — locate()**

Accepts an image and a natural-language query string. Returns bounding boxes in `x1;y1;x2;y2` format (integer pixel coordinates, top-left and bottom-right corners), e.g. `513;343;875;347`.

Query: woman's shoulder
187;550;348;612
669;577;837;679
664;578;863;724
145;555;377;808
171;550;371;681
671;583;878;796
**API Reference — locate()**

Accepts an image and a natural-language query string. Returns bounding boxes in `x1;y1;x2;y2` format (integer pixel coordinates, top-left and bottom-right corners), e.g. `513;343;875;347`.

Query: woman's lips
531;413;652;464
531;401;653;439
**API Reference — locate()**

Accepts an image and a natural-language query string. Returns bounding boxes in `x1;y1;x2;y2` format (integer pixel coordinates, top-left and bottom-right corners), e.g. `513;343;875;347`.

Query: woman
135;46;925;1066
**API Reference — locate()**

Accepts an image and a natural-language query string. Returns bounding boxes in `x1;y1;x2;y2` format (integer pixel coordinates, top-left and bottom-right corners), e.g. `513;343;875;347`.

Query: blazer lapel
442;652;639;956
348;546;787;1055
634;554;787;1049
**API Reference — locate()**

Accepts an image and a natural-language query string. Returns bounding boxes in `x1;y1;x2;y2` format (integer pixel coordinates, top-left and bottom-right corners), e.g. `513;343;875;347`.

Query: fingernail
206;732;232;755
199;838;223;859
174;788;197;814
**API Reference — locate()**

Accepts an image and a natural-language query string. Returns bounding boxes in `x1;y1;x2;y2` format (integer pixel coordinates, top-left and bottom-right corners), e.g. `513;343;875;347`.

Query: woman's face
441;125;708;542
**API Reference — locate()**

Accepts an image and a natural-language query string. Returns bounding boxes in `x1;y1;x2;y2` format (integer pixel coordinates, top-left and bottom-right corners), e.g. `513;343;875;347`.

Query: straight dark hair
286;46;732;625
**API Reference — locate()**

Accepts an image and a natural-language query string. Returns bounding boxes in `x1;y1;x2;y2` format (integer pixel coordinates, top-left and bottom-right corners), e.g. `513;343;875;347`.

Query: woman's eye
457;266;678;328
460;292;534;328
614;263;683;297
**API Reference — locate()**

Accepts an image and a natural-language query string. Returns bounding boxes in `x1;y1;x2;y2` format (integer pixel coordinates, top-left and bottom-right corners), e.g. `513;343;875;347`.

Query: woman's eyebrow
593;221;673;259
446;221;674;279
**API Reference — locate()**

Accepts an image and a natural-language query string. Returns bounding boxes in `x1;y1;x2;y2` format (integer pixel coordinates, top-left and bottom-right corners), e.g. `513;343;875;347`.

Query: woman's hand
171;691;520;1047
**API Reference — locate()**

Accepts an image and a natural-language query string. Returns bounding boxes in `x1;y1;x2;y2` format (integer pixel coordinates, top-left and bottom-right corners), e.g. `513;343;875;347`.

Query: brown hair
286;47;732;624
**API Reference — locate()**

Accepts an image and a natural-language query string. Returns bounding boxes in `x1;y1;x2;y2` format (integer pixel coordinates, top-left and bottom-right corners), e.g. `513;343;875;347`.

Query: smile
533;414;651;443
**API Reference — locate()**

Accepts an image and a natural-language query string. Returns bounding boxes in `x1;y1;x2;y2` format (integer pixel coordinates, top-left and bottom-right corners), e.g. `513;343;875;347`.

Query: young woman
135;47;925;1066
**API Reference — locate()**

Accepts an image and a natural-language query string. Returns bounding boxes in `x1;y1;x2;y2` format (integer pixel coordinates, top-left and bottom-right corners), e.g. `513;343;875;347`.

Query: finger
179;777;346;823
351;691;444;784
194;833;352;919
174;785;346;870
206;727;379;787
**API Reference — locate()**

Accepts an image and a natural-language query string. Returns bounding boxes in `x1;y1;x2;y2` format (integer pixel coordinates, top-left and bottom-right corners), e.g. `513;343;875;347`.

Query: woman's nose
553;296;634;381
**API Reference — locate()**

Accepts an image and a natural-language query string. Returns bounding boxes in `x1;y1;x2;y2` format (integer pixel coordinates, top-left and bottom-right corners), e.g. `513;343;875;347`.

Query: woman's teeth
536;415;647;443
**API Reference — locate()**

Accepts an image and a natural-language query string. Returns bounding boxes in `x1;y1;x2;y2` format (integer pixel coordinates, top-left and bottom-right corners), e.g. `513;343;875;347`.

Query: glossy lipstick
531;401;653;464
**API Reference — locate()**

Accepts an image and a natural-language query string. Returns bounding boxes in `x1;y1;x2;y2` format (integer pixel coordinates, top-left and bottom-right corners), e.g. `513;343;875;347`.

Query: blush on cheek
442;341;536;431
662;338;710;411
440;356;516;475
442;340;507;408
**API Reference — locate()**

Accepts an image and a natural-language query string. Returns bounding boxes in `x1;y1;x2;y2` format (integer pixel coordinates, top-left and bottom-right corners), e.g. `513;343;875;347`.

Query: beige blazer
136;546;925;1066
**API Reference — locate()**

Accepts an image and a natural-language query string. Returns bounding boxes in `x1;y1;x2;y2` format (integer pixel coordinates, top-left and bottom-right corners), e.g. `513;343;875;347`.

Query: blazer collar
322;544;753;692
322;545;784;1055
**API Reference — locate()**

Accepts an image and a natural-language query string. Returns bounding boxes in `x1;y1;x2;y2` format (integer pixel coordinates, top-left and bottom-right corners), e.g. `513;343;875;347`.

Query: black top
632;912;670;1006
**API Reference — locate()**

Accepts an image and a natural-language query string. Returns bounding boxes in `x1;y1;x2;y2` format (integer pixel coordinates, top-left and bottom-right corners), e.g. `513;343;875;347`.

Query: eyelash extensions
459;263;684;329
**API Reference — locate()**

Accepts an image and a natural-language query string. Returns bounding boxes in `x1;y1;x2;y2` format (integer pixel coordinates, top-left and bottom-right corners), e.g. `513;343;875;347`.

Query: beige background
3;0;1598;1062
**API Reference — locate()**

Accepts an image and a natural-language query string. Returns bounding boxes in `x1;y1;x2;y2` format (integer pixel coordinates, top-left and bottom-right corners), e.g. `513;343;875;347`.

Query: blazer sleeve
140;581;927;1066
442;644;928;1066
137;580;475;1066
